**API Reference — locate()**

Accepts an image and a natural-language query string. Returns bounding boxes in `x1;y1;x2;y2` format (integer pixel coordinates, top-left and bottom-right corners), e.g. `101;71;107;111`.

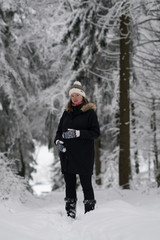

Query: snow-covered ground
1;188;160;240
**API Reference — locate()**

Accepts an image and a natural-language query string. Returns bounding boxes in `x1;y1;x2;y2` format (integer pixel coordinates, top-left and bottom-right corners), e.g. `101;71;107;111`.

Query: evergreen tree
130;0;160;186
0;0;36;180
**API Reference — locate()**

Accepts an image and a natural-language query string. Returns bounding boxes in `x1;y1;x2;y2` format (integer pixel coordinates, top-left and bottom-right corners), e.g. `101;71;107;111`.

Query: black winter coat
54;102;100;175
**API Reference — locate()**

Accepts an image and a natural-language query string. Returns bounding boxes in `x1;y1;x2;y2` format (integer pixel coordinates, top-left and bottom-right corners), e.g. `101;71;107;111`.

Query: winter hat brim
69;81;86;98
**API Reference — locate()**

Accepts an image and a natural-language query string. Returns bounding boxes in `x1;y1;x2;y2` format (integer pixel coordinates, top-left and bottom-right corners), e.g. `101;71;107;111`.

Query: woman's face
71;93;83;105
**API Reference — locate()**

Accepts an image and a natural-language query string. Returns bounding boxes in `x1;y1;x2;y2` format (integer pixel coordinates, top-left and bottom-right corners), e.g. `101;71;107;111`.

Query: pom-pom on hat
69;81;86;98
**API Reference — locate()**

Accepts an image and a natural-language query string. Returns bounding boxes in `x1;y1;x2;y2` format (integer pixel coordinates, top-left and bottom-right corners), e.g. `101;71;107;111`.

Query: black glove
62;129;80;139
56;140;66;152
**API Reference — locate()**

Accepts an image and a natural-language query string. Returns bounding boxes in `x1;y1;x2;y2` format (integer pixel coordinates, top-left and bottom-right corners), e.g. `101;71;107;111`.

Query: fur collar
81;102;96;112
65;102;96;112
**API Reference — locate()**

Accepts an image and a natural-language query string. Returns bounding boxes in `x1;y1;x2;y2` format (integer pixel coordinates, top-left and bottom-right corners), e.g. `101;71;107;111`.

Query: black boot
83;199;96;214
65;198;77;219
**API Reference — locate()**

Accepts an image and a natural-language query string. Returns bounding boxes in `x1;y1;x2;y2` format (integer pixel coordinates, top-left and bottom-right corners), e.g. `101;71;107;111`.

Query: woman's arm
79;110;100;140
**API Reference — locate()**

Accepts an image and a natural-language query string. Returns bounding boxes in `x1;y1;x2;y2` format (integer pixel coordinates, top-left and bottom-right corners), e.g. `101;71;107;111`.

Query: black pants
64;173;95;200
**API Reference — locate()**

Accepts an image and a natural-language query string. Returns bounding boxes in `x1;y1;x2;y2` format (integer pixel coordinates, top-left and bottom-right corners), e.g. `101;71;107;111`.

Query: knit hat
69;81;86;98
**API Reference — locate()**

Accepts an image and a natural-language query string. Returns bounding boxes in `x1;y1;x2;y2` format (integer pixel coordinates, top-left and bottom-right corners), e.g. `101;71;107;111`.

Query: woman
54;81;100;219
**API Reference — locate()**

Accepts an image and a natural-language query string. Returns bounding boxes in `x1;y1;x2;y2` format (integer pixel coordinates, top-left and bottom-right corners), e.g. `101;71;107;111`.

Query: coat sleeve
54;111;65;144
79;110;100;140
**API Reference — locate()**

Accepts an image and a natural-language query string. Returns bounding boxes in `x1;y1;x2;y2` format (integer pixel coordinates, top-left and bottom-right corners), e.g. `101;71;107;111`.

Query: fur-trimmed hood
81;102;96;112
65;102;96;112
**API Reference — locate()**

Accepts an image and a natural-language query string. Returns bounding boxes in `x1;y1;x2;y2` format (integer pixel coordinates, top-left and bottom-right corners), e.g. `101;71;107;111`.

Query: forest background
0;0;160;199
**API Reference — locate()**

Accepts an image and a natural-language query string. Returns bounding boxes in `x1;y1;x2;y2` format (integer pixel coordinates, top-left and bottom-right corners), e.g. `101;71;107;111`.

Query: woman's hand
56;140;66;152
62;129;80;139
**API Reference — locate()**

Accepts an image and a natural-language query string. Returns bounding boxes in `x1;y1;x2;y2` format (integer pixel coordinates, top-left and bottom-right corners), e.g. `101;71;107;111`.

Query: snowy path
1;189;160;240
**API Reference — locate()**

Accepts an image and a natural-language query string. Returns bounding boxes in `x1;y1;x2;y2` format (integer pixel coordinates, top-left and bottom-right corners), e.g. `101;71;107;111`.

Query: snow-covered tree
0;0;36;180
130;0;160;187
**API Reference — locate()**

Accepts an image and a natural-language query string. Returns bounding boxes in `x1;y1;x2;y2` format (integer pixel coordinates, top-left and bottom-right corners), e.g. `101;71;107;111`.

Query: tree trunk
151;97;160;187
119;2;131;189
18;139;26;177
131;102;139;174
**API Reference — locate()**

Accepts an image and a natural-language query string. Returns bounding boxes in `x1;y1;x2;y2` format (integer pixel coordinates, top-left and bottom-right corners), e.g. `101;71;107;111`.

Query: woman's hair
66;97;89;112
